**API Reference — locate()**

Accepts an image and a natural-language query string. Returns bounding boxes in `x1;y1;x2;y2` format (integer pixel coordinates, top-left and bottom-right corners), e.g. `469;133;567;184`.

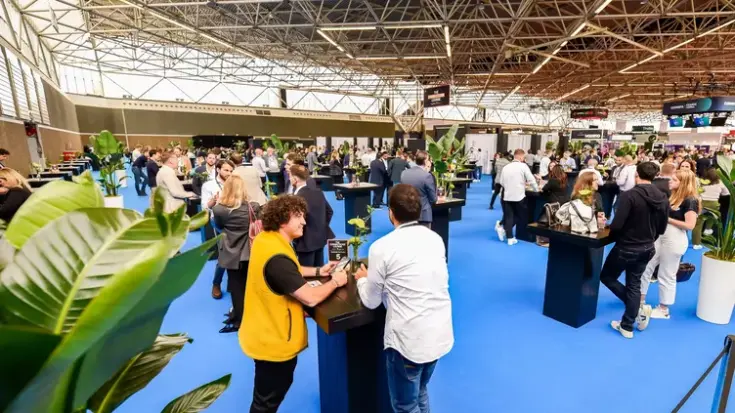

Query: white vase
115;169;128;188
696;254;735;324
104;196;124;208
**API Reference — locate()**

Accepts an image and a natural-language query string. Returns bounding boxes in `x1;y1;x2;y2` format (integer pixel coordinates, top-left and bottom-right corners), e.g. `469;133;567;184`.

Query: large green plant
425;124;466;193
269;134;291;158
0;173;227;413
91;130;125;197
701;154;735;262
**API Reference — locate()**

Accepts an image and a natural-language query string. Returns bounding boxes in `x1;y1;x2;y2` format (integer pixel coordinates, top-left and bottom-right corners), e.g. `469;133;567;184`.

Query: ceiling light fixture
447;44;452;58
554;84;590;102
148;10;195;32
531;56;552;74
662;38;694;53
619;62;639;73
697;19;735;38
403;55;447;60
571;22;586;37
317;29;341;48
345;53;354;59
356;56;399;61
319;26;377;31
594;0;613;15
384;23;443;30
608;93;631;102
444;26;450;44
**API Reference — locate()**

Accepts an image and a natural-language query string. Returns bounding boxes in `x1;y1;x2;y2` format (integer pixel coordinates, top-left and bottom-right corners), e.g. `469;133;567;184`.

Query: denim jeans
213;264;226;286
600;244;655;332
131;166;147;195
385;348;437;413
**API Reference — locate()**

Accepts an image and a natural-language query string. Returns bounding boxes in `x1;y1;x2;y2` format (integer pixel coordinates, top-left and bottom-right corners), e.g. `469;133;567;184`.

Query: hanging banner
662;96;735;115
424;85;451;108
570;108;608;120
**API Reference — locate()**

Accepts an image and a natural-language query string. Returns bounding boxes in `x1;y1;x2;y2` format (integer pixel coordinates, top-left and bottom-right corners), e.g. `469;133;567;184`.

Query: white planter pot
104;196;124;208
696;254;735;324
115;169;128;188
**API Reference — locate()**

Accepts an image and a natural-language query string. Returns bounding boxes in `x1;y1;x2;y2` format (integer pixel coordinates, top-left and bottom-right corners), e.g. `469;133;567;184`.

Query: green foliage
0;182;228;412
545;140;556;151
265;181;277;199
425;124;467;189
91;131;125;197
701;154;735;262
233;140;247;152
160;374;231;413
347;206;374;266
339;141;351;156
269;134;291;158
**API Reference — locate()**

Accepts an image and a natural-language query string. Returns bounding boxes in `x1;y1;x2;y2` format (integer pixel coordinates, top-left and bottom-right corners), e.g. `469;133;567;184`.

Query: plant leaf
87;334;192;413
188;210;209;231
427;142;443;162
0;325;62;411
160;374;232;413
5;171;104;249
5;241;170;413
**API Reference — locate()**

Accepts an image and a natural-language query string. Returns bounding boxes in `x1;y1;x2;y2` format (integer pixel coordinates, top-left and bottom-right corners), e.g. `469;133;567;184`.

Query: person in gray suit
212;174;262;334
388;151;409;188
400;151;437;226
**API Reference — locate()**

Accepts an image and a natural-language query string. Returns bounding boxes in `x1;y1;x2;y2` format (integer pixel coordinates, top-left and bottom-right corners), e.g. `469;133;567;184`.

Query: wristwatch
315;267;320;277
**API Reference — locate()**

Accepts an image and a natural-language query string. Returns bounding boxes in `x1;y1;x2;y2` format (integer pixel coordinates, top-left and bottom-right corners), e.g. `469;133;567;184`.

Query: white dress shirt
361;152;375;167
498;160;538;202
357;222;454;364
579;167;604;186
252;156;267;177
201;178;224;210
616;164;637;192
564;157;577;170
539;156;551;177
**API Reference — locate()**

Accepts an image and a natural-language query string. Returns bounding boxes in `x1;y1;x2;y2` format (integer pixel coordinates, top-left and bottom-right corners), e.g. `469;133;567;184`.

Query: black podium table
447;178;472;221
461;164;477;188
526;224;615;328
334;183;378;235
431;198;465;261
598;181;619;218
308;275;391;413
28;177;61;188
266;170;285;194
343;167;368;183
31;171;72;181
312;174;334;192
56;166;81;176
518;190;545;243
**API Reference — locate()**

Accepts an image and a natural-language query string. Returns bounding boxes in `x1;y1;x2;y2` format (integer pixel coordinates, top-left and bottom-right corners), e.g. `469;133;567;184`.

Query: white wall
539;133;558;153
356;137;369;149
316;137;327;148
508;134;532;151
332;137;352;149
466;133;497;174
667;132;723;146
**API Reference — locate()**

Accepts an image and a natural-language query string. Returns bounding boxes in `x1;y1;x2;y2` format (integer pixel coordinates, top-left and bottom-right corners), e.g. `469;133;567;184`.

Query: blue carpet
114;173;734;413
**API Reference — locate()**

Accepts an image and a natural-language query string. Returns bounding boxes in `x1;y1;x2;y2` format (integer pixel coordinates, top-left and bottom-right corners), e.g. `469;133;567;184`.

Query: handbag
538;202;561;226
247;202;263;251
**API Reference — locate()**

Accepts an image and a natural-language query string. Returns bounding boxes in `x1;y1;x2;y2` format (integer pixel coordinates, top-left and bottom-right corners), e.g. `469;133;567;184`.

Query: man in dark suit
192;151;217;196
369;151;390;208
146;149;161;188
290;165;335;267
287;155;318;193
400;151;437;226
388;151;409;190
696;153;712;178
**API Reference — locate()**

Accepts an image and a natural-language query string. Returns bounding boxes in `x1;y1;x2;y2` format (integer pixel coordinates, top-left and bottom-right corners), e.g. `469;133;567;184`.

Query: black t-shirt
264;255;306;296
669;197;698;221
133;155;147;168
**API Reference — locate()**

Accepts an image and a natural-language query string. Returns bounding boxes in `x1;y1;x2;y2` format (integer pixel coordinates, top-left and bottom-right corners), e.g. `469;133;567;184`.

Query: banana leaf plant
425;124;466;194
701;154;735;262
91;130;126;197
269;134;291;159
0;172;229;413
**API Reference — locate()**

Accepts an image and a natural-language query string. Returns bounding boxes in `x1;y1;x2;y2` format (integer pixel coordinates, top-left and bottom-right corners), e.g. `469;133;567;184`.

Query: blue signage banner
662;96;735;115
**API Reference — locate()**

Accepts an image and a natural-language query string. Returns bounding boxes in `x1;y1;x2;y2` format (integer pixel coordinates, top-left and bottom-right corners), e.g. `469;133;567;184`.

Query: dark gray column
530;134;541;153
368;137;375;149
279;88;288;108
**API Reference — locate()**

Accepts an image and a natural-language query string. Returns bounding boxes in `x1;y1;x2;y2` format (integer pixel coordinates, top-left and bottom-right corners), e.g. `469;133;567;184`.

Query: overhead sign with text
662;96;735;115
424;85;451;108
570;108;608;120
570;129;606;140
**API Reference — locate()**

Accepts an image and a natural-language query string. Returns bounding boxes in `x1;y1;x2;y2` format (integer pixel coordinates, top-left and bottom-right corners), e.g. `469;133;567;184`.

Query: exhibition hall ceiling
10;0;735;114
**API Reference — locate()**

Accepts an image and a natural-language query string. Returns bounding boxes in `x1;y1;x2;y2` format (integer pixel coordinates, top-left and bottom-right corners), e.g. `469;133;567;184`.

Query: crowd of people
490;144;735;338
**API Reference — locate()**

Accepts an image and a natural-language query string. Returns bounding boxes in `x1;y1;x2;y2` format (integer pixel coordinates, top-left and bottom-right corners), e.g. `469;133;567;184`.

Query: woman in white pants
638;169;700;327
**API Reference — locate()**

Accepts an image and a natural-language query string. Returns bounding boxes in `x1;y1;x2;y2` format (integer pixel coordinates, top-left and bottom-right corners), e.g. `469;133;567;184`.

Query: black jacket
542;178;569;205
696;157;712;177
191;165;212;196
369;158;388;186
609;183;669;247
0;187;31;222
146;160;159;188
652;177;671;198
293;186;335;253
388;158;409;183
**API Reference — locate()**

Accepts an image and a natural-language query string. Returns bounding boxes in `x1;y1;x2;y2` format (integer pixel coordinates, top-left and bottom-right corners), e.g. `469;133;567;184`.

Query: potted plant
91;130;127;208
0;174;224;413
426;124;466;197
269;134;291;159
697;154;735;324
347;206;374;273
29;162;43;180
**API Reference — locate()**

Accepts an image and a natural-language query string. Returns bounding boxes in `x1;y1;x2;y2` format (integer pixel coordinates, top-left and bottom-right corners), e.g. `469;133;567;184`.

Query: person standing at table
131;150;149;196
212;175;261;333
192;151;217;195
328;151;344;184
306;145;319;173
696;153;712;178
232;153;268;206
354;184;453;413
290;165;334;267
497;149;538;246
388;151;408;189
369;151;390;208
616;155;637;192
538;150;551;180
252;148;268;187
265;147;279;172
146;149;161;189
578;158;604;186
240;195;347;413
0;169;31;222
401;151;437;228
156;151;196;213
600;162;669;339
202;159;235;300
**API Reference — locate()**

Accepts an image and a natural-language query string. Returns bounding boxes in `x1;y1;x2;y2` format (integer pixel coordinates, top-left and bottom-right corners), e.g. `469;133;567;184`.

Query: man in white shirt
579;158;605;186
616;155;637;192
201;159;234;300
155;151;195;213
538;150;551;178
361;147;376;168
497;149;539;246
562;151;577;170
252;148;268;185
265;147;280;172
354;184;453;413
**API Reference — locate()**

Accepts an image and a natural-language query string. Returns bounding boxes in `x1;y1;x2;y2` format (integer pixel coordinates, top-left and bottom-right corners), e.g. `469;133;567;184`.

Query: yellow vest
239;231;308;361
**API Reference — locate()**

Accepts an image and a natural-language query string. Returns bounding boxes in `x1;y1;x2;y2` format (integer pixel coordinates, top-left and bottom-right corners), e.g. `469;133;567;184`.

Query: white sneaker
507;238;518;246
704;229;714;236
611;321;633;339
496;222;506;242
651;306;670;319
636;304;652;331
693;244;703;250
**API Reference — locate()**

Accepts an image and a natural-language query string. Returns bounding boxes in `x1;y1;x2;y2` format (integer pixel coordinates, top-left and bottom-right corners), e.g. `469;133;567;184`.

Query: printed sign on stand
328;239;349;261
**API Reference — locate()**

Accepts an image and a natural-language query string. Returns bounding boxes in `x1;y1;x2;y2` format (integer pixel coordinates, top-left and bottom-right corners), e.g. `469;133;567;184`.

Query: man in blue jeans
600;162;669;339
355;184;454;412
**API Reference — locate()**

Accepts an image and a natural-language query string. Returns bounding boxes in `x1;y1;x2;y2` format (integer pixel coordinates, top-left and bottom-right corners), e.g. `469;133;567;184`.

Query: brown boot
212;284;223;300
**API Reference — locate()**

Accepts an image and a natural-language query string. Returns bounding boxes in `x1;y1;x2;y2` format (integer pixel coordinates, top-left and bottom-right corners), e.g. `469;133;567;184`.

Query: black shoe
489;205;494;210
219;324;239;333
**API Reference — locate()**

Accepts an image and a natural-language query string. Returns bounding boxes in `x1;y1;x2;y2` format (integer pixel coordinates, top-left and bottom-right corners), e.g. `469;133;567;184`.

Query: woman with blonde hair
571;172;606;223
0;168;32;222
638;169;700;325
212;175;262;333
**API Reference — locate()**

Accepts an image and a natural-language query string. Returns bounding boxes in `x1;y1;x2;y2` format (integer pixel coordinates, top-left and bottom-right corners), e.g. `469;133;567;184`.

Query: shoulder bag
247;202;264;251
537;202;561;226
